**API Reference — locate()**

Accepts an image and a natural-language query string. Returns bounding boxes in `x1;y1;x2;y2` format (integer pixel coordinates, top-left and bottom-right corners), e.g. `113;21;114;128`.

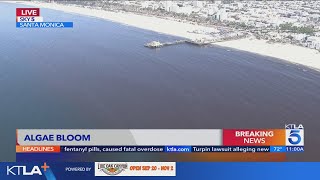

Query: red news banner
223;129;285;146
16;8;40;17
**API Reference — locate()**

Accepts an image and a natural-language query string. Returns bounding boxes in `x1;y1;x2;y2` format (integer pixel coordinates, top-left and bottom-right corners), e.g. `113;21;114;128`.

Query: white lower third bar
16;16;44;22
16;129;222;146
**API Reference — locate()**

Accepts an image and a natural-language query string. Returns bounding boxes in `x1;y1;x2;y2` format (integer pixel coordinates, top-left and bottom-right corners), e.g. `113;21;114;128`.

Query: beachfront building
214;9;228;21
306;37;320;50
292;34;308;42
215;1;222;5
151;4;160;10
308;14;320;22
141;1;150;9
170;4;179;13
193;1;204;8
170;5;193;16
164;1;173;12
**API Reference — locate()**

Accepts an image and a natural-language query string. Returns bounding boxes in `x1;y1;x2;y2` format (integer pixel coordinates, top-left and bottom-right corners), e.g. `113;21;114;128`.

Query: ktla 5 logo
285;124;304;146
7;162;50;176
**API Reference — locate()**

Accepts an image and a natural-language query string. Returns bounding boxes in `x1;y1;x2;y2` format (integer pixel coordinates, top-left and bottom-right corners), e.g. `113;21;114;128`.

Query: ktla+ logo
7;162;50;176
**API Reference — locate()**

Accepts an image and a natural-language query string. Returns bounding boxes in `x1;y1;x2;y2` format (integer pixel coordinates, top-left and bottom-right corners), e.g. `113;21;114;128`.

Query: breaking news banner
16;8;73;28
15;125;304;161
0;162;318;179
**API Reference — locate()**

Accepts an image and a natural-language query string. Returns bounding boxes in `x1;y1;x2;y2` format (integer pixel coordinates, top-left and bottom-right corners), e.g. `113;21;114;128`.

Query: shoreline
10;1;320;70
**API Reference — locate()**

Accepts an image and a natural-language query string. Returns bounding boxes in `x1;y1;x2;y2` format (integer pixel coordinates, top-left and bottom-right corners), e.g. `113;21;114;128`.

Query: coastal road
1;2;320;161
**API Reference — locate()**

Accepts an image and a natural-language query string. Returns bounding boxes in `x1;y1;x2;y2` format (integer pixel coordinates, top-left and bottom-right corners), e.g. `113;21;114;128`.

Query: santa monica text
16;22;73;28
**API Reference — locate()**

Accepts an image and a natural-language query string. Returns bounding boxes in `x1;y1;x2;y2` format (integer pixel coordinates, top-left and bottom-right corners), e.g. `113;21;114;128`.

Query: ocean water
1;3;320;161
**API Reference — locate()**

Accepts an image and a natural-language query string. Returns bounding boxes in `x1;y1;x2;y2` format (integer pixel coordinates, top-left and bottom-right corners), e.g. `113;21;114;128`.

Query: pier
145;35;248;48
186;39;216;46
144;40;187;48
144;38;217;48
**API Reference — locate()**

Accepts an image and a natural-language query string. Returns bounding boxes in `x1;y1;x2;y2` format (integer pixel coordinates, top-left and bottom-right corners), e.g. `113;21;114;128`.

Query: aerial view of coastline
1;0;320;162
14;0;320;69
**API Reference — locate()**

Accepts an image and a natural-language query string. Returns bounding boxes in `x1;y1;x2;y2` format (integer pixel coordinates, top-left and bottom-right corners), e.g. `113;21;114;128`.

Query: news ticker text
17;146;304;153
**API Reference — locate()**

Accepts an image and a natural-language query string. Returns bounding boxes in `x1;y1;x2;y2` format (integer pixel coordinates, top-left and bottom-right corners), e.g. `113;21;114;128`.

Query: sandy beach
11;1;320;70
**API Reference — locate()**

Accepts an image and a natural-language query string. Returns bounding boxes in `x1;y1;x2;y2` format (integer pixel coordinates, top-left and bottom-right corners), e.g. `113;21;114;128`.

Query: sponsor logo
97;163;128;176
